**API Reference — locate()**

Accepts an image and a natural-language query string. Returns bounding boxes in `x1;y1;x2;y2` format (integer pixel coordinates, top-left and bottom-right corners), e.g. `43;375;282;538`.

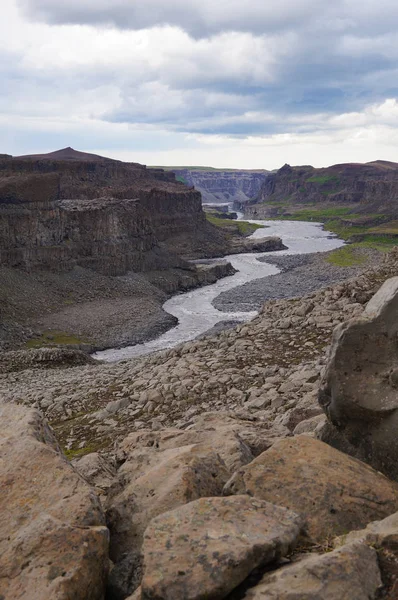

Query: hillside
245;160;398;249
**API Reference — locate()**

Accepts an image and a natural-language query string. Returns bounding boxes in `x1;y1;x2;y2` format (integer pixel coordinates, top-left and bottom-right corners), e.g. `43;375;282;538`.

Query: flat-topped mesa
0;149;216;274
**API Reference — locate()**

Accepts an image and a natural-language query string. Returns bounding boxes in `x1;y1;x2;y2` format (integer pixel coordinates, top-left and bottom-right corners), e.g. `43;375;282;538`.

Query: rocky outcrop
243;542;381;600
170;168;269;205
224;436;398;543
246;160;398;219
0;148;225;275
0;402;109;600
318;276;398;480
0;347;97;373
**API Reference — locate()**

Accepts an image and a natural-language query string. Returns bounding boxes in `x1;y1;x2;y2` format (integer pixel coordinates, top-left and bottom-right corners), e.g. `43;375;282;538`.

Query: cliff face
246;161;398;218
0;149;219;274
171;168;268;205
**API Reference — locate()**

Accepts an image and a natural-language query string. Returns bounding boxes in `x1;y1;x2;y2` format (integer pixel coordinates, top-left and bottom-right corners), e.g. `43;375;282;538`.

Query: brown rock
242;542;381;600
224;436;398;543
106;443;230;598
0;402;109;600
117;411;260;473
141;495;303;600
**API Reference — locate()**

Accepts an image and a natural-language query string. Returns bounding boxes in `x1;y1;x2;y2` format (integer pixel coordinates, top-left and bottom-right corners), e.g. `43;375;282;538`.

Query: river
94;219;344;362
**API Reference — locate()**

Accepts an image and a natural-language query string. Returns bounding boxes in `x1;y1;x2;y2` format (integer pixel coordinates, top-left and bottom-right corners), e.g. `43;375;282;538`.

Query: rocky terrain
0;149;283;352
2;247;398;598
162;167;269;205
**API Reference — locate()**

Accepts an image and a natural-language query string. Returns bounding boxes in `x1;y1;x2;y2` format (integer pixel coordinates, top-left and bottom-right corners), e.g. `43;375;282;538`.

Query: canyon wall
246;161;398;218
170;168;269;205
0;149;222;275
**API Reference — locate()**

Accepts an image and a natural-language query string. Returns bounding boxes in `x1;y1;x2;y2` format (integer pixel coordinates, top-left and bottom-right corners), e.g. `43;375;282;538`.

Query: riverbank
0;261;236;353
213;247;381;312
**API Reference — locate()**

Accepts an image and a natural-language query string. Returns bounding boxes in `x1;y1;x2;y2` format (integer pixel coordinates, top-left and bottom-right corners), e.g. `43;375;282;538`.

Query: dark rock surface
245;160;398;220
319;276;398;481
0;148;226;275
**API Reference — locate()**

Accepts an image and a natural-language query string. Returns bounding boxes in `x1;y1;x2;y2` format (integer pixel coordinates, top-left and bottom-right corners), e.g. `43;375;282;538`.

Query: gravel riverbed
212;250;378;312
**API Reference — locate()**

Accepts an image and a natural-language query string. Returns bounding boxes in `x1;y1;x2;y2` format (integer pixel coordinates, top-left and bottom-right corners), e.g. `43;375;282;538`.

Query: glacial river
94;219;344;362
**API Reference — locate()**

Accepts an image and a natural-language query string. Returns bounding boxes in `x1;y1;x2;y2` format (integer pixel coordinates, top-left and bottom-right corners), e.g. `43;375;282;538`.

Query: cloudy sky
3;0;398;168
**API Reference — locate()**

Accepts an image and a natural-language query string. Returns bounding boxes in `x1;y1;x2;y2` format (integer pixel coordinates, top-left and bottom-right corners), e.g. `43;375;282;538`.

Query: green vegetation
326;246;368;267
175;175;187;184
205;213;264;236
63;445;97;460
26;330;90;349
306;174;340;184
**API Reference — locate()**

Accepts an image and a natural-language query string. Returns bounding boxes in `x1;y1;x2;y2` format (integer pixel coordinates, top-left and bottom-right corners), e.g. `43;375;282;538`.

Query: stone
116;412;256;473
0;402;109;600
243;542;381;600
106;443;230;598
293;413;326;435
319;277;398;480
141;495;303;600
334;511;398;598
224;436;398;543
72;452;117;499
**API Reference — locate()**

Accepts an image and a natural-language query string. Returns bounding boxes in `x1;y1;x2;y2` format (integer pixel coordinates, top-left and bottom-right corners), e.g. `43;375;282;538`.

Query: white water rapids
94;218;344;362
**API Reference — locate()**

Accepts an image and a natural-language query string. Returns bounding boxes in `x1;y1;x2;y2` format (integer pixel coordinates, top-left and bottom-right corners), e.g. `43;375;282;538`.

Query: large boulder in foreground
243;542;381;600
0;402;109;600
224;436;398;543
318;277;398;480
106;443;230;598
141;495;303;600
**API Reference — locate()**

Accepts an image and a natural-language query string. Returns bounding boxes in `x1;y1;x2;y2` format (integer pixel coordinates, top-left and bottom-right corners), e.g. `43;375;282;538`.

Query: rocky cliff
246;160;398;219
168;168;269;205
0;148;224;275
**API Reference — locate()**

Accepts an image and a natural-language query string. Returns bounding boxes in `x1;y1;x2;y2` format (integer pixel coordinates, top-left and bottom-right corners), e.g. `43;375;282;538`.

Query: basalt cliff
0;148;226;274
165;167;269;205
245;160;398;221
0;148;283;352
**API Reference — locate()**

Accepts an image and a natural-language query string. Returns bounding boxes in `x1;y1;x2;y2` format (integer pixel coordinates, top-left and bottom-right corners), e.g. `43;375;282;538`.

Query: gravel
212;250;373;312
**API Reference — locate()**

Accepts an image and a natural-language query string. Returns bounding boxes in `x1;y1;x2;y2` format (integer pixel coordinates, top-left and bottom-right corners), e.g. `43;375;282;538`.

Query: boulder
106;443;230;598
319;277;398;480
224;436;398;543
141;495;303;600
0;402;109;600
116;411;257;473
242;542;381;600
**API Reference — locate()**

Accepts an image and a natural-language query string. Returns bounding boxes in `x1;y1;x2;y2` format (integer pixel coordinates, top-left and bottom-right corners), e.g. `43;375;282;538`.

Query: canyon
3;151;398;599
161;167;269;204
0;148;283;352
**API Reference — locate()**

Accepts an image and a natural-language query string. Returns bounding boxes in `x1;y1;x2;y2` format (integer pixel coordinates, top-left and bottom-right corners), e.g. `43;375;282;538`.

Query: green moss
326;246;368;267
26;330;91;349
206;213;264;236
63;445;97;460
306;174;340;184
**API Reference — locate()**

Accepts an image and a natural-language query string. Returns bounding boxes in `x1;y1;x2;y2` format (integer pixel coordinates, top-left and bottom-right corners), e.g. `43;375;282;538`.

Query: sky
3;0;398;169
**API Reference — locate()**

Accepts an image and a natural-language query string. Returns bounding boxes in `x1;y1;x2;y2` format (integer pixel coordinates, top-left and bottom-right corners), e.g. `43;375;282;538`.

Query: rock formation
0;148;226;274
169;168;269;205
318;276;398;480
246;160;398;220
0;402;109;600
